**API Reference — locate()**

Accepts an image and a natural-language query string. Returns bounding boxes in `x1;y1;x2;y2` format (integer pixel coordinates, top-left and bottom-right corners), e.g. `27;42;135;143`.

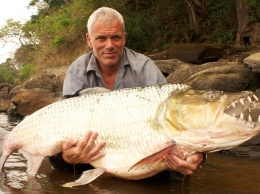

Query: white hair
87;7;125;35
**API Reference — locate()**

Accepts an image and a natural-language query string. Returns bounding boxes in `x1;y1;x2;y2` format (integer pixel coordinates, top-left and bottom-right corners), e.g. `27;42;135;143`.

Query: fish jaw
159;88;260;153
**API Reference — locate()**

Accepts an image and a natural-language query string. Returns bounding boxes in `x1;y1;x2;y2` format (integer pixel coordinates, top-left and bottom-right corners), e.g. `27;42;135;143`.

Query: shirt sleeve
63;68;85;98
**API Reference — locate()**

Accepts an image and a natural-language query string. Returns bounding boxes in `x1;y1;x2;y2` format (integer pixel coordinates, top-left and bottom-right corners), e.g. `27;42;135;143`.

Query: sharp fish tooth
246;122;253;128
253;95;259;102
248;115;252;122
240;112;244;119
239;99;244;105
258;115;260;122
247;96;252;103
232;102;236;108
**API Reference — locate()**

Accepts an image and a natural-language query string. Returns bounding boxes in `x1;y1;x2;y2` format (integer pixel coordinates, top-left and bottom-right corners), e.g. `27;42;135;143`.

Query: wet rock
9;88;61;116
148;51;168;60
154;59;187;76
24;73;61;92
9;85;23;96
244;52;260;73
166;61;260;92
0;92;11;112
167;43;225;64
0;84;14;112
0;83;14;91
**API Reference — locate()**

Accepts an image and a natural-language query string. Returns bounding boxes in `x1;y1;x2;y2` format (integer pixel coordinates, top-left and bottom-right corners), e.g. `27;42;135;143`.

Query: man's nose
106;38;114;49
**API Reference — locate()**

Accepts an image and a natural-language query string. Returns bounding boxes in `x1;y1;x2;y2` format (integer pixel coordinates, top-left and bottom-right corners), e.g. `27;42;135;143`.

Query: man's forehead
92;20;124;35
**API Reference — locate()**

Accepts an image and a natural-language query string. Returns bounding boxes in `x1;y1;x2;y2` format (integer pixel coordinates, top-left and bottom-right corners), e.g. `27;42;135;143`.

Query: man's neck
99;63;119;90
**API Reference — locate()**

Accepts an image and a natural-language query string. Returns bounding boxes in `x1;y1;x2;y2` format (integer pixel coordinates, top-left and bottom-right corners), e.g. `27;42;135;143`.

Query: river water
0;112;260;194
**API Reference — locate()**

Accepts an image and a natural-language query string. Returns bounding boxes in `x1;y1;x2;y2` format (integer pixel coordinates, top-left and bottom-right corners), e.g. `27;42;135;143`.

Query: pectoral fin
19;149;45;178
128;144;177;172
62;168;106;188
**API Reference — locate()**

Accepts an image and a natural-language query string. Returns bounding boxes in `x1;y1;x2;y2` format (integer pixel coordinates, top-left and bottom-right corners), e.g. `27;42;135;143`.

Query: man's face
86;19;126;68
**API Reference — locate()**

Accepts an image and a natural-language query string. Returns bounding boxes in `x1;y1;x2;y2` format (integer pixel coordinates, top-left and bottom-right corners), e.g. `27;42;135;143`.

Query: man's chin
102;60;119;67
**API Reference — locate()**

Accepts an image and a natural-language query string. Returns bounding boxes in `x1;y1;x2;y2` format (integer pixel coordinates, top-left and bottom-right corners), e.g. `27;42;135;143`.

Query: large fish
0;84;259;187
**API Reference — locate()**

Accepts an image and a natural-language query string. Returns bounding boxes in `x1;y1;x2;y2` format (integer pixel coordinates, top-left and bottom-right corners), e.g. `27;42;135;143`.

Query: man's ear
86;33;93;48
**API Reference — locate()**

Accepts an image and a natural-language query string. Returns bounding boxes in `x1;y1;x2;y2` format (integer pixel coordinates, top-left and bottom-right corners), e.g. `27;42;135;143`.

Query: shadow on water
1;113;260;194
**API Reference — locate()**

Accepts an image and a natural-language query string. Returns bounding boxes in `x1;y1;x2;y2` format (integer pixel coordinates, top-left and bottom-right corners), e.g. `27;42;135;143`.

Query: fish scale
0;83;259;187
8;84;183;160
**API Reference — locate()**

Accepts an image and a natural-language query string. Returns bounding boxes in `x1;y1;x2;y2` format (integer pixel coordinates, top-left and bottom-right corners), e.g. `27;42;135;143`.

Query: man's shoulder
124;48;153;71
71;51;93;67
124;47;150;61
68;51;94;73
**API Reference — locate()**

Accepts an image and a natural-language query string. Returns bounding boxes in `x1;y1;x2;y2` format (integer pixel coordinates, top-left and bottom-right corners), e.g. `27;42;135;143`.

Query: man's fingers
92;142;106;152
77;131;93;150
63;138;77;151
186;153;203;164
88;152;106;163
61;131;106;164
83;142;106;163
164;154;196;175
164;154;179;168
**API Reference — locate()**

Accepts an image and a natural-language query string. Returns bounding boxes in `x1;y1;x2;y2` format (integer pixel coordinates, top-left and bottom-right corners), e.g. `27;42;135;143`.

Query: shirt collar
86;52;101;76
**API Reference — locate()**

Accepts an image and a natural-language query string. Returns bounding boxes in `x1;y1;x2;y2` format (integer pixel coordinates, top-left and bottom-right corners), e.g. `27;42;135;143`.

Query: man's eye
113;36;121;41
97;37;105;41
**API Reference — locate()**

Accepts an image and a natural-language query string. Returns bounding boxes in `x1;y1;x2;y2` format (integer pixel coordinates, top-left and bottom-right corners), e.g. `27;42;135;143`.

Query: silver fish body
0;83;259;187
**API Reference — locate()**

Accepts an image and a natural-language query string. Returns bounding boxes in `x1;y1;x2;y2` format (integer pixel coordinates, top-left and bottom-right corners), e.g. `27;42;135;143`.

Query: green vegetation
19;63;35;82
0;64;17;84
0;0;260;84
0;60;35;83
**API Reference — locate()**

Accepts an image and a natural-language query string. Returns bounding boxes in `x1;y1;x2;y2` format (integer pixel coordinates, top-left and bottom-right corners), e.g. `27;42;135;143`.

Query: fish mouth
224;94;259;123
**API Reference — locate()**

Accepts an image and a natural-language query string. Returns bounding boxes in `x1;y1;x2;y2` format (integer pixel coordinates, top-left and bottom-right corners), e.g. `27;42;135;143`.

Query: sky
0;0;38;63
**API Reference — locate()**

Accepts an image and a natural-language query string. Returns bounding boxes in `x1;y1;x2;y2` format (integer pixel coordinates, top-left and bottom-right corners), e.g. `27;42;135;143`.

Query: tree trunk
235;0;260;47
185;0;207;41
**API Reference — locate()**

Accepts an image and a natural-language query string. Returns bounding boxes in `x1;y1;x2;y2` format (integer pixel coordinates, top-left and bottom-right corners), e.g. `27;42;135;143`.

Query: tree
0;19;39;51
185;0;207;35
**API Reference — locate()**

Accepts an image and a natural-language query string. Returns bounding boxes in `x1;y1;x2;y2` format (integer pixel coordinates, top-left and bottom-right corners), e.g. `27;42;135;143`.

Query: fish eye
208;92;215;101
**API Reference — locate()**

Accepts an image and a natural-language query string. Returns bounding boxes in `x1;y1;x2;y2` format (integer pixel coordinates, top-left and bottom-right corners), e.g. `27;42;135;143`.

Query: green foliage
0;19;23;40
26;0;94;52
46;0;71;9
51;36;65;47
104;0;187;51
0;65;17;84
203;1;237;43
19;63;35;82
247;0;260;21
1;0;259;79
125;13;164;51
211;29;237;44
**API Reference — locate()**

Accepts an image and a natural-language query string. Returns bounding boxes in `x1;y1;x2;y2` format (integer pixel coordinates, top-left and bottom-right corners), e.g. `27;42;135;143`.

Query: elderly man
50;7;205;180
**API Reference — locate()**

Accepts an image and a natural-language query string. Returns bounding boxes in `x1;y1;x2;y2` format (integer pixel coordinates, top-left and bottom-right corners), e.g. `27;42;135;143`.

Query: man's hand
164;153;203;175
62;131;106;164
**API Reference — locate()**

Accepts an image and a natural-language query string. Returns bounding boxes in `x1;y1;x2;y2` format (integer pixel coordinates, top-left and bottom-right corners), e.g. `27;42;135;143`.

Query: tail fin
0;127;9;155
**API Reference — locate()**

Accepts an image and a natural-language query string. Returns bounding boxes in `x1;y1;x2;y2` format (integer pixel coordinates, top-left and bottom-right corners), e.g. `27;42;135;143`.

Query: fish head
161;88;260;152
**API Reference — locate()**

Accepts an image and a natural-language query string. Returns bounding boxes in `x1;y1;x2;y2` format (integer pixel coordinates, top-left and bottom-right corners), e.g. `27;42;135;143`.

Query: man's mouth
104;52;117;57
